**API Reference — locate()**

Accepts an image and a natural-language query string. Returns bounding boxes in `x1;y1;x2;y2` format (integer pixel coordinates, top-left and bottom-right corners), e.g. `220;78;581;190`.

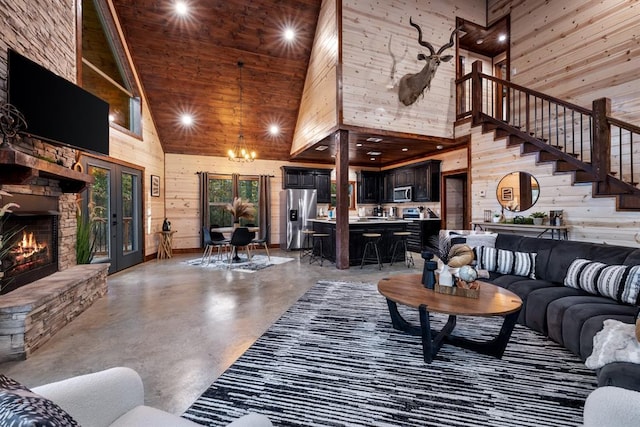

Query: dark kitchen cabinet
406;219;442;253
357;171;382;204
382;171;395;203
282;167;333;203
413;160;441;202
315;171;331;203
394;167;415;187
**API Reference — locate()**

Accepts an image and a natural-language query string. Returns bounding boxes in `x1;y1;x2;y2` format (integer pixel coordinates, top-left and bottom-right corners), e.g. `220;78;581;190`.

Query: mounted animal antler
398;18;458;106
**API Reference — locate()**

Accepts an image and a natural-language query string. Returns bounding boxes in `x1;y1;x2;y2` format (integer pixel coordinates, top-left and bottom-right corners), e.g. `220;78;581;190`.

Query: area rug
184;254;294;273
183;280;597;426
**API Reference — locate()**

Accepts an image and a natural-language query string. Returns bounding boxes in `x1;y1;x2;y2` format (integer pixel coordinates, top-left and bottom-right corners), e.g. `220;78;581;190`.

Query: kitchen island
309;218;411;266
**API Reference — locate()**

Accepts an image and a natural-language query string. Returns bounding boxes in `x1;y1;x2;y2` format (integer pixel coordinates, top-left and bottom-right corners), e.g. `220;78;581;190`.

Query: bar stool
390;231;414;268
309;233;330;266
361;232;382;270
300;229;316;260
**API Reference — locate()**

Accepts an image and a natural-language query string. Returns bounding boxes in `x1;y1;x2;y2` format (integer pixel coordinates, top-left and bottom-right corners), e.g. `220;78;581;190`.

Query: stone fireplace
0;139;108;362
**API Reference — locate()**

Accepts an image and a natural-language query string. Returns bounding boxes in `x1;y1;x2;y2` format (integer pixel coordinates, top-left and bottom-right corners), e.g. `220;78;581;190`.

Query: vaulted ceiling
109;1;499;167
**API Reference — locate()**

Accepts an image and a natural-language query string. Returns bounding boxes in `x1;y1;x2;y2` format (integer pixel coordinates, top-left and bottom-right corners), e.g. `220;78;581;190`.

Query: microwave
393;186;413;203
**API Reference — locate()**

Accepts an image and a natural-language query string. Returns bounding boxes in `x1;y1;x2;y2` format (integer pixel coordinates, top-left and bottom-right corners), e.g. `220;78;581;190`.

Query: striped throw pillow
474;247;536;278
564;259;640;304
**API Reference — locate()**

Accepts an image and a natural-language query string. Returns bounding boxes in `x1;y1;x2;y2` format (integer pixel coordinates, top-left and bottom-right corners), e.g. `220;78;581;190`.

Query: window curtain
258;175;271;243
198;172;210;246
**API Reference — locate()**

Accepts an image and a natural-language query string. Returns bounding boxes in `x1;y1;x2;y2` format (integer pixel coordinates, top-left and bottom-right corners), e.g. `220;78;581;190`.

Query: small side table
157;230;176;259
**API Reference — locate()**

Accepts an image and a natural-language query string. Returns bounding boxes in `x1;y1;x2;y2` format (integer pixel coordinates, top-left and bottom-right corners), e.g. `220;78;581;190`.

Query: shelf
0;147;94;193
472;222;569;240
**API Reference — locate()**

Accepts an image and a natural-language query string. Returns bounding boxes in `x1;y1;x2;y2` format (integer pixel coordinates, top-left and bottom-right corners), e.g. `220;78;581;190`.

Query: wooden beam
334;129;349;269
592;98;611;182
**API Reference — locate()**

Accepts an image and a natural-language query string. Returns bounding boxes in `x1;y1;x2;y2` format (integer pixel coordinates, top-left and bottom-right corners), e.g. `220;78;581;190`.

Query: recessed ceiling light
175;1;188;16
315;145;329;151
476;39;484;45
498;34;507;42
366;137;383;143
356;143;363;147
108;114;115;123
284;28;295;42
367;151;382;156
370;157;376;161
436;144;444;150
269;124;280;135
180;114;193;126
402;147;408;152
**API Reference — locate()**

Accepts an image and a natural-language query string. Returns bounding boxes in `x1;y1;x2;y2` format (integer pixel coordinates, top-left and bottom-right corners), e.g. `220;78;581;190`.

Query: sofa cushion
565;258;640;304
489;277;556;324
598;362;640;392
475;246;536;278
0;375;78;426
585;319;640;369
562;303;639;357
525;287;590;334
580;314;637;361
547;296;618;345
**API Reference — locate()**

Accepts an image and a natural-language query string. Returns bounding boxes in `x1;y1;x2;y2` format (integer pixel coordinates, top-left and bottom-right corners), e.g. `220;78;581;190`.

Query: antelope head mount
397;18;458;106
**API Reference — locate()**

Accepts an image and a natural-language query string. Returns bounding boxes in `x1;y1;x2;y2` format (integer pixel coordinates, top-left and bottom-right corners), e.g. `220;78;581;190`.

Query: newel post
471;61;483;125
592;98;611;182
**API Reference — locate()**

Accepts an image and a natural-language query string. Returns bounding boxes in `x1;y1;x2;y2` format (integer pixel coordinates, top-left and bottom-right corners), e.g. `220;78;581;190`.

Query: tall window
81;0;142;136
207;175;259;227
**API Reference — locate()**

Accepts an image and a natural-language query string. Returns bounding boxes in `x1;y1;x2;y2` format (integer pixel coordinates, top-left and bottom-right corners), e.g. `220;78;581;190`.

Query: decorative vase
438;263;454;287
533;218;543;225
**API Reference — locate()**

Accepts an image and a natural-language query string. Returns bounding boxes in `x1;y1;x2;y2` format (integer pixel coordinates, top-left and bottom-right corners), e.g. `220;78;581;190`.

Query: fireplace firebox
0;195;59;294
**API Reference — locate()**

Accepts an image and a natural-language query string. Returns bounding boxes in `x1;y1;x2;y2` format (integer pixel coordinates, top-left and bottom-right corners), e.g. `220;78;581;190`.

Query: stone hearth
0;263;108;362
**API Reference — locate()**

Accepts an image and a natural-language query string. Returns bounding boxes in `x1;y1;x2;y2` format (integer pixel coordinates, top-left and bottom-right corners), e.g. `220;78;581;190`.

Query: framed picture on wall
501;187;513;201
151;175;160;197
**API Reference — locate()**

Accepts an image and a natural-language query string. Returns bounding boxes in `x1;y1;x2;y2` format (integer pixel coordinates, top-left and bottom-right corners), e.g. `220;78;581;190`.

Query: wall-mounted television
7;48;110;156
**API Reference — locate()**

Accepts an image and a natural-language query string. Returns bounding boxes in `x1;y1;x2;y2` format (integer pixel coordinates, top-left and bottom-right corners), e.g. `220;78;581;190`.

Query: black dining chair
228;227;254;268
250;224;270;261
202;226;229;265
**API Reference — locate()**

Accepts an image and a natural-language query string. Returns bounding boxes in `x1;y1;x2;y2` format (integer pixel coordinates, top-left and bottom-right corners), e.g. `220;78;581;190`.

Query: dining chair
202;226;229;265
250;224;270;261
228;226;254;268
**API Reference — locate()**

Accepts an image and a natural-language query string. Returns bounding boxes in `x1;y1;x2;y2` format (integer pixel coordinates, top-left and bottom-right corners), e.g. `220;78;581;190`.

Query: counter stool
300;229;316;260
309;233;330;266
361;232;382;270
390;231;414;268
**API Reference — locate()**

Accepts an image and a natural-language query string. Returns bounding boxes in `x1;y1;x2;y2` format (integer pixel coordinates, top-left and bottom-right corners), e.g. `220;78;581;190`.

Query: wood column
592;98;611;182
335;129;349;269
471;61;483;125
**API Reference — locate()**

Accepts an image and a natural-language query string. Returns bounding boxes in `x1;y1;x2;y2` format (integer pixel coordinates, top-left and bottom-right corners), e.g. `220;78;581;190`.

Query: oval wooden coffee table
378;273;522;363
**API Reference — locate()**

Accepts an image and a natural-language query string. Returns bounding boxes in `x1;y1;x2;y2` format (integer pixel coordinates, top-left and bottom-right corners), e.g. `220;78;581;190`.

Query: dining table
210;226;259;263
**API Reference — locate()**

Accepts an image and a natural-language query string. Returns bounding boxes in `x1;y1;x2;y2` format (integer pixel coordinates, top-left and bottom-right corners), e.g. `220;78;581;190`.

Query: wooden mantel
0;146;94;192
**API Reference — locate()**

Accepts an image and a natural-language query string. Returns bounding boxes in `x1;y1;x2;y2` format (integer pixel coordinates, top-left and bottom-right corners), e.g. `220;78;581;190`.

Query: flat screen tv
7;48;109;156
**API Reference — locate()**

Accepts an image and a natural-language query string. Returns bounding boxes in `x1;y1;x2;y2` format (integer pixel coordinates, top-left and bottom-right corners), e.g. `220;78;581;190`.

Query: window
207;175;259;227
81;0;142;136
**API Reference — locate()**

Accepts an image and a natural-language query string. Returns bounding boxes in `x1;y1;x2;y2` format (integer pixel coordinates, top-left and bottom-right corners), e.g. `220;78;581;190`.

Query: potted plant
225;197;255;226
530;211;546;225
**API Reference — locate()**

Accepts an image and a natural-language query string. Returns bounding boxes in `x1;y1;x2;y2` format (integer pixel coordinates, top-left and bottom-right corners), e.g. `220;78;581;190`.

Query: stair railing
456;60;640;190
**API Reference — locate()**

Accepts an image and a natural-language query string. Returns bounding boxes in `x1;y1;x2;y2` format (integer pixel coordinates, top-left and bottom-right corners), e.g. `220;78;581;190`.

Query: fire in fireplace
0;195;59;294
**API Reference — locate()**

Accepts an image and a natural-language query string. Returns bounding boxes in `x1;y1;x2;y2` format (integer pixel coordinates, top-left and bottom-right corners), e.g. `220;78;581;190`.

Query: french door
82;157;144;273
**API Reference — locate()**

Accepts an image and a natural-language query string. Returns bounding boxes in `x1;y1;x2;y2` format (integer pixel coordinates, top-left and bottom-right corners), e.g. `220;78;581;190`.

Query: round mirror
496;172;540;212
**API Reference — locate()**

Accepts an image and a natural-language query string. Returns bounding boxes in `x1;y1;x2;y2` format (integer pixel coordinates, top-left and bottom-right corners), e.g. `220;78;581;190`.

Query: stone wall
0;264;108;362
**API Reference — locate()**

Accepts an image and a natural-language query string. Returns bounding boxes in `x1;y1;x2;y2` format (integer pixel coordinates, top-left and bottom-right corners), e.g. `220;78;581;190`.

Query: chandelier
228;61;256;162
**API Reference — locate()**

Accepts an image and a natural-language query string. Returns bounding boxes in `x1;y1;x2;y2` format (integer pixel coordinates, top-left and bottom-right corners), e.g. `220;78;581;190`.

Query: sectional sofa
459;233;640;391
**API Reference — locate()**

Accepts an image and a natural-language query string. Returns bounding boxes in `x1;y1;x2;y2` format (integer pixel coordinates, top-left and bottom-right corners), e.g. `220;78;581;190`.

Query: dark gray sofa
475;233;640;391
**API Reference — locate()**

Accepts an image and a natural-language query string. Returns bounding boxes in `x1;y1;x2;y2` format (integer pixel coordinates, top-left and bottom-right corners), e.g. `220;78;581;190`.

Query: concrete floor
0;248;423;416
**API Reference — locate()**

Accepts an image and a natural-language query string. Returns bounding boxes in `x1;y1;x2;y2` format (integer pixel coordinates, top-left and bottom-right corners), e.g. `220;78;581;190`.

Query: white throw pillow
585;319;640;370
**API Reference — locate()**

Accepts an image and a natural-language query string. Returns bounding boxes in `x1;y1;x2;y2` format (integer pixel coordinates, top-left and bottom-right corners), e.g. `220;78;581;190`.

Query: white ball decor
458;265;478;283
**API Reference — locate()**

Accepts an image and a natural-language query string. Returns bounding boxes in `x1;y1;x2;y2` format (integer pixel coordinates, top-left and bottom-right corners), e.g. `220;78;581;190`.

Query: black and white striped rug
183;280;597;426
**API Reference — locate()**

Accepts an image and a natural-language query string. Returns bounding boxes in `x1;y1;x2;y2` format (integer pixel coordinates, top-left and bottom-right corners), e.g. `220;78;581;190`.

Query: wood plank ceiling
109;0;482;166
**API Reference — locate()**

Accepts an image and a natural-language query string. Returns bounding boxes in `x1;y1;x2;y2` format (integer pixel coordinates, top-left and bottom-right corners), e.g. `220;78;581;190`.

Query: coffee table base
385;299;521;363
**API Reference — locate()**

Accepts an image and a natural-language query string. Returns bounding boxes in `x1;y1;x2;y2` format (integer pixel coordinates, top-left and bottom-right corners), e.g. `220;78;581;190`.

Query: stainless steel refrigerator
280;189;317;250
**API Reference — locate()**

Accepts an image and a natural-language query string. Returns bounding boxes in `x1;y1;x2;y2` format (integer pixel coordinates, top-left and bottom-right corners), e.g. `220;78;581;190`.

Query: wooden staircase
457;61;640;211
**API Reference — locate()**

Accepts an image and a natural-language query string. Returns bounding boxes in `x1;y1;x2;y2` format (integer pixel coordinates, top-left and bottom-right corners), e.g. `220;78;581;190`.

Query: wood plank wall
340;0;485;137
465;0;640;246
291;0;339;155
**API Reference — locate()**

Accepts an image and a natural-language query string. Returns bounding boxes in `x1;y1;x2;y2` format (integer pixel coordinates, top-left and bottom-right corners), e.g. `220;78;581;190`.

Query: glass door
83;157;143;273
